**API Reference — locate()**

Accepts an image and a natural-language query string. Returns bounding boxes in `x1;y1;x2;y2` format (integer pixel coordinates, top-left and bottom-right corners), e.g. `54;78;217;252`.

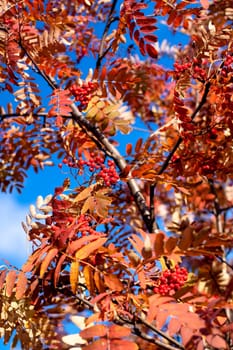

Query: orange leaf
104;273;123;292
75;237;107;260
168;317;181;336
108;325;131;339
74;186;93;202
83;265;95;293
138;269;146;289
6;270;17;297
15;272;28;300
110;339;138;350
68;235;105;255
54;254;66;287
94;271;105;293
70;260;79;294
80;325;107;339
0;269;7;290
40;247;59;278
154;232;165;257
126;143;132;156
83;338;107;350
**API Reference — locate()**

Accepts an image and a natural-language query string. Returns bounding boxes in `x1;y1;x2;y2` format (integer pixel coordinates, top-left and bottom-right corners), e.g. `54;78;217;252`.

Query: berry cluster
98;159;119;187
174;61;192;74
174;58;207;81
69;81;97;110
221;54;233;77
60;153;119;187
153;265;188;296
224;54;233;67
78;214;96;235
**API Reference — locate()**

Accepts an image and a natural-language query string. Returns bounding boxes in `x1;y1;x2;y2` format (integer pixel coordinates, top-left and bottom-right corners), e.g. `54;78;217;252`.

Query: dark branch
158;82;211;176
17;39;152;232
96;0;119;70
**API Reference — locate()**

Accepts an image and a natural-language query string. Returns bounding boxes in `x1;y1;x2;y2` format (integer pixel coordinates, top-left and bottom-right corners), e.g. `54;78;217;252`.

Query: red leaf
146;44;158;59
129;21;135;39
139;25;157;33
126;143;132;156
139;38;146;56
133;29;140;46
136;18;157;26
144;34;158;43
135;138;143;153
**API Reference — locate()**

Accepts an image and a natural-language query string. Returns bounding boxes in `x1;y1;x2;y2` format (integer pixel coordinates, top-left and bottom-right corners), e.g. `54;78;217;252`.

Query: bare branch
96;0;119;70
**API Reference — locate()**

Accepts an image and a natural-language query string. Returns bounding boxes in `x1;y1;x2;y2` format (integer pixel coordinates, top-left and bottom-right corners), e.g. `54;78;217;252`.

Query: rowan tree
0;0;233;349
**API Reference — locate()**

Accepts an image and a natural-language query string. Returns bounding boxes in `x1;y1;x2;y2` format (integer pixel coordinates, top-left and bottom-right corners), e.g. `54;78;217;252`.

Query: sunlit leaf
75;238;107;260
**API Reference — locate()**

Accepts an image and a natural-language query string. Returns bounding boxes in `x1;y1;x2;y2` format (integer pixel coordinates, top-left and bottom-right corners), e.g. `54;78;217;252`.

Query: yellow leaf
83;265;95;293
70;260;79;294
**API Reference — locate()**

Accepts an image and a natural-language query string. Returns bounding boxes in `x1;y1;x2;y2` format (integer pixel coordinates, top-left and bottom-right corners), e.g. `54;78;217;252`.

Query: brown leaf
178;227;193;251
165;237;178;254
104;273;123;292
154;232;165;257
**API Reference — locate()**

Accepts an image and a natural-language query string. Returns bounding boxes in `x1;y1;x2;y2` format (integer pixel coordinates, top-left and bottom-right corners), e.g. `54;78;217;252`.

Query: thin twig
208;179;223;233
137;316;184;349
158;81;211;176
96;0;118;70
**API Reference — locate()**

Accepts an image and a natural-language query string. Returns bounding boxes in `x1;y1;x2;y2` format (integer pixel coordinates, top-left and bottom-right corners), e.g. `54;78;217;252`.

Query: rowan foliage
0;0;233;349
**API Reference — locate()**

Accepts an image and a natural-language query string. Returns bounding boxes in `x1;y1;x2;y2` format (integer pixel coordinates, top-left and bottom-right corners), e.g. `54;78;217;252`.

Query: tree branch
158;81;211;176
17;40;152;232
75;295;183;350
96;0;119;70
